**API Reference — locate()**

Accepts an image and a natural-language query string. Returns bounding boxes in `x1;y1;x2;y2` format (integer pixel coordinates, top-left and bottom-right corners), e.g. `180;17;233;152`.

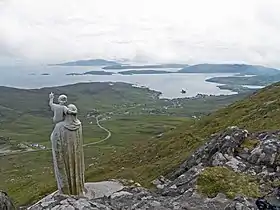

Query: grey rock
58;205;75;210
225;196;256;210
212;152;227;166
225;157;247;172
152;175;171;189
248;138;280;167
169;127;248;179
110;191;133;199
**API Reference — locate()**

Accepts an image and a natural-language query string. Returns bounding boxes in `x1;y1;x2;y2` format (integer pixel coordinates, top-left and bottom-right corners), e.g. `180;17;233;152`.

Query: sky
1;0;280;67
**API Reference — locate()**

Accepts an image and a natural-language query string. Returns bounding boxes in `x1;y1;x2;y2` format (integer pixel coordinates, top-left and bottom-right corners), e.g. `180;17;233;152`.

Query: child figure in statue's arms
49;92;68;124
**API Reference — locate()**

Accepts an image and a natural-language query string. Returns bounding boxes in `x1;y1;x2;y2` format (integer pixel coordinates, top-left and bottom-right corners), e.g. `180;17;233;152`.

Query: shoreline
0;80;238;100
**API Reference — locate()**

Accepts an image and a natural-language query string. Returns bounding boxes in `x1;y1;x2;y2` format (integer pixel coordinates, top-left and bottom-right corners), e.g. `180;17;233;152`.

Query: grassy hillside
88;82;280;189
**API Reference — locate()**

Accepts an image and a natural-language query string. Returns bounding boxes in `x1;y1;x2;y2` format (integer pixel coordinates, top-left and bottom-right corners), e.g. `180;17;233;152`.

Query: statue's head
65;104;81;128
67;104;78;115
58;94;67;105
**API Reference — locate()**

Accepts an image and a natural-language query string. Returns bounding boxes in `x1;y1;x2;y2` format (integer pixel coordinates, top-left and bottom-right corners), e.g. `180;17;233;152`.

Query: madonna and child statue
48;92;85;196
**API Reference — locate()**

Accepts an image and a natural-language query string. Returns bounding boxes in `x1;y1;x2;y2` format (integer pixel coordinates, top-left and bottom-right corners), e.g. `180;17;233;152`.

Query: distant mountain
118;70;173;75
178;64;280;75
52;59;121;66
103;64;188;70
66;71;114;76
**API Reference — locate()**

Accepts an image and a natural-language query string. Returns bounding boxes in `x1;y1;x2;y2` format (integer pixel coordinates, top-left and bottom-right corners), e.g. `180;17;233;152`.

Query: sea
0;65;258;99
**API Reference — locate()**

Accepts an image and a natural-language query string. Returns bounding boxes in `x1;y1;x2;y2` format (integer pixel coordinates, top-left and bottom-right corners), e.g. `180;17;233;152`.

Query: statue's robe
0;191;15;210
50;115;85;195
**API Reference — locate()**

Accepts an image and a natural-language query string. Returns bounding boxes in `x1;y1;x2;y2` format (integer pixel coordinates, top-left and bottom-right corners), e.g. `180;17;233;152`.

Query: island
178;64;280;76
103;64;188;70
118;70;173;75
66;71;114;76
41;73;50;76
52;59;121;66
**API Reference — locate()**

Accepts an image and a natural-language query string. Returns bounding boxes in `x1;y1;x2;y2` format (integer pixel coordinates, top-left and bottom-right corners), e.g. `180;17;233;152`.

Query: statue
49;93;85;196
0;191;15;210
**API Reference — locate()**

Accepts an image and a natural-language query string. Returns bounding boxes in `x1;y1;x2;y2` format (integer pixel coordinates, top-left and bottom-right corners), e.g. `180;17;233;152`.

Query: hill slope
91;82;280;186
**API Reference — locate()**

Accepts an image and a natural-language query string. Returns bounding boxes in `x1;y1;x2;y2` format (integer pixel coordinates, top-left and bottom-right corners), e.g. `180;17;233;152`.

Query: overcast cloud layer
1;0;280;67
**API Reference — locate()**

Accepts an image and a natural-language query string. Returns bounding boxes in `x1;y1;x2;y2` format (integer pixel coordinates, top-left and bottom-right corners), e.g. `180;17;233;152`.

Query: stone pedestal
28;181;124;210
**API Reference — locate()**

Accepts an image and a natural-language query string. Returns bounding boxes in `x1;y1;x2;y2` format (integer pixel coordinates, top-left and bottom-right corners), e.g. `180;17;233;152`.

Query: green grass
240;138;259;151
197;166;261;199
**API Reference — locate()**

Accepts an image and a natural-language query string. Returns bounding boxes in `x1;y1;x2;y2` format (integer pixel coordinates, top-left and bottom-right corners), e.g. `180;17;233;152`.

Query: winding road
0;115;111;157
84;115;112;147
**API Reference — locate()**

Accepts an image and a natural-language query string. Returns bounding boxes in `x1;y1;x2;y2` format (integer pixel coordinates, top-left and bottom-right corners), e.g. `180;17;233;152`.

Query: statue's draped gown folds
50;104;85;196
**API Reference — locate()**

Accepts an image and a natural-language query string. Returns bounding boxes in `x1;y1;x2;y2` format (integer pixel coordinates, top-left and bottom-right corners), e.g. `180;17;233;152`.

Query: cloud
0;0;280;67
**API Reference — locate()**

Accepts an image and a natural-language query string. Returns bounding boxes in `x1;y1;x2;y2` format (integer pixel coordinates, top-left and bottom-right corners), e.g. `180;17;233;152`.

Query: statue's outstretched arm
49;92;55;110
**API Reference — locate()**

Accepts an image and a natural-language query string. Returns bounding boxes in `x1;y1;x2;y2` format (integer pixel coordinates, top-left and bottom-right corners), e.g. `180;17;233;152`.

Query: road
0;115;111;157
84;115;112;147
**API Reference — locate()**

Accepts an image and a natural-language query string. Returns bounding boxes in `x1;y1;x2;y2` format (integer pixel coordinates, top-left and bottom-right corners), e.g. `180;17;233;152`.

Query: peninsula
66;71;114;76
118;70;173;75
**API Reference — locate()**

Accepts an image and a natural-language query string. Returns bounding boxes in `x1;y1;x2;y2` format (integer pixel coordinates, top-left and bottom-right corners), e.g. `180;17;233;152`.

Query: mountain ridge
103;64;188;70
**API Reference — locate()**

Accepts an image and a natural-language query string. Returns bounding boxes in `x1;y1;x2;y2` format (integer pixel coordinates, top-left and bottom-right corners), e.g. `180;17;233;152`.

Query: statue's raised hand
49;92;54;100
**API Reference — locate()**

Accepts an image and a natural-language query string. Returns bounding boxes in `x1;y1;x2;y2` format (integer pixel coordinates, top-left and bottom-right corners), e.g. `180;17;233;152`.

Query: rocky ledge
27;127;280;209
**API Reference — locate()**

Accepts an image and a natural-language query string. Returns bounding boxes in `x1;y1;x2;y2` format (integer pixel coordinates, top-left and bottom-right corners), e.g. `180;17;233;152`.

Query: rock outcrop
163;127;280;195
28;184;256;210
27;127;280;209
